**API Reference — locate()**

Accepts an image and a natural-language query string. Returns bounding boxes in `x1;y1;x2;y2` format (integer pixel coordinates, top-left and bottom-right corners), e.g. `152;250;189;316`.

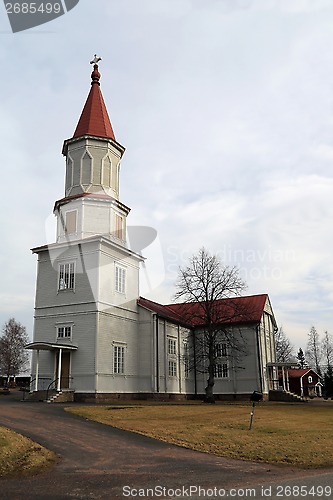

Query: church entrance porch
25;342;77;393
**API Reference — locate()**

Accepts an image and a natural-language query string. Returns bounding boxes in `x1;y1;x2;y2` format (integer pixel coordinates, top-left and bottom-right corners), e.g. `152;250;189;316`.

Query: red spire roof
73;63;116;140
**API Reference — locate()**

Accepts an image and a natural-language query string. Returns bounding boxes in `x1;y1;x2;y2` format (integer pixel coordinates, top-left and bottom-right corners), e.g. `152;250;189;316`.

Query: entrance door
55;351;71;389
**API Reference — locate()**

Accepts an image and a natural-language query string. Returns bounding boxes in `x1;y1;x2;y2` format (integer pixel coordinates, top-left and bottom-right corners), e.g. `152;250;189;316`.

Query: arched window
103;156;112;187
81;151;92;185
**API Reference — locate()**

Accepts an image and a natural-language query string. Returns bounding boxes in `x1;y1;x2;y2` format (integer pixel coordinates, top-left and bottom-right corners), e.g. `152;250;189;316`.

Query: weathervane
90;54;102;65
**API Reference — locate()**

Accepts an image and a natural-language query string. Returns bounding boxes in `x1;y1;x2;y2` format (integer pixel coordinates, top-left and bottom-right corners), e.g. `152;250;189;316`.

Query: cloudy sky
1;0;333;352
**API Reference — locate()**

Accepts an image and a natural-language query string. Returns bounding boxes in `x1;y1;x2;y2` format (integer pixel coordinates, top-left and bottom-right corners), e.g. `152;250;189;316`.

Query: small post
249;390;263;430
249;401;255;430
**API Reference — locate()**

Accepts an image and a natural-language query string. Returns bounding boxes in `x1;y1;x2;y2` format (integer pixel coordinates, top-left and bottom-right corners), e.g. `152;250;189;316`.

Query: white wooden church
27;59;278;402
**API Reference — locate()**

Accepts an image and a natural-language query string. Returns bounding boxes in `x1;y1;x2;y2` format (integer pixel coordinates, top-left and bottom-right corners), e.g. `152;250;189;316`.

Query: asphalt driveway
0;393;332;499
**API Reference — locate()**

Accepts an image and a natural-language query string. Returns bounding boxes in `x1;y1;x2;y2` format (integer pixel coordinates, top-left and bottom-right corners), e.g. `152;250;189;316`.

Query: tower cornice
62;134;125;157
53;192;131;215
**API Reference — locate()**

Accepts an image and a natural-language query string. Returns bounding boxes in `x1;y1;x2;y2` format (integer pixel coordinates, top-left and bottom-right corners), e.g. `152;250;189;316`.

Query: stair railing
46;378;58;401
45;377;74;401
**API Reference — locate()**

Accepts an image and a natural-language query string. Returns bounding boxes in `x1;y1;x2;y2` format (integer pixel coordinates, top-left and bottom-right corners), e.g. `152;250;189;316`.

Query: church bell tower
54;59;129;246
28;57;143;398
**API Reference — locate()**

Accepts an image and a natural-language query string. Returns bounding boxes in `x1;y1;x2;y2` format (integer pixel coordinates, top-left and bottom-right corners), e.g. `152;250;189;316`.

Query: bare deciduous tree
174;247;250;403
322;331;333;371
306;326;322;376
0;318;29;383
274;326;294;362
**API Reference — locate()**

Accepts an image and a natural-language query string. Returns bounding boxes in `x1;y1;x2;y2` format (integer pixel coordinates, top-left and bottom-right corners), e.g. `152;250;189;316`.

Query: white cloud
276;0;333;14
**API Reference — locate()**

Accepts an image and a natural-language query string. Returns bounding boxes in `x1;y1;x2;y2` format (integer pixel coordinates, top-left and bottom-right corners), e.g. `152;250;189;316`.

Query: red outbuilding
279;368;322;398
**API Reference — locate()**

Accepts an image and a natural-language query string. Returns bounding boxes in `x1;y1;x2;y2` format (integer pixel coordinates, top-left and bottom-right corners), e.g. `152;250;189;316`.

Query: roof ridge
165;293;268;308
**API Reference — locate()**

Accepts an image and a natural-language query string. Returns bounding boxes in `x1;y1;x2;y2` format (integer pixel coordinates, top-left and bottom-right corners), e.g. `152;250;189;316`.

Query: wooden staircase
269;390;307;403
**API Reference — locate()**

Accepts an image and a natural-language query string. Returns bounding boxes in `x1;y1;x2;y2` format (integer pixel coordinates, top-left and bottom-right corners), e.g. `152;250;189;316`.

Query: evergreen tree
296;347;306;368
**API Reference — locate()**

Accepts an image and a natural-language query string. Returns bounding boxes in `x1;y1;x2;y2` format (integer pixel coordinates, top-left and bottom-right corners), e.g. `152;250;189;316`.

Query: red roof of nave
73;63;116;140
138;294;269;328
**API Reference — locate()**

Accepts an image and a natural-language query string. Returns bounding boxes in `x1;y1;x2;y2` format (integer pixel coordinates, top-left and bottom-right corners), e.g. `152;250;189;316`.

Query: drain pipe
155;314;159;394
193;329;197;397
255;324;263;394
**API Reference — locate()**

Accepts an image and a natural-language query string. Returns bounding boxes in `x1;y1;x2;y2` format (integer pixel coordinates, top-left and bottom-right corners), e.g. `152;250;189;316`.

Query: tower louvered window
115;265;126;294
58;262;75;290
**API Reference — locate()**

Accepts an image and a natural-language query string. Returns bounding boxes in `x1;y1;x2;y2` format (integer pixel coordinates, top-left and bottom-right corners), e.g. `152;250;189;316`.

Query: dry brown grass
0;426;57;478
66;402;333;468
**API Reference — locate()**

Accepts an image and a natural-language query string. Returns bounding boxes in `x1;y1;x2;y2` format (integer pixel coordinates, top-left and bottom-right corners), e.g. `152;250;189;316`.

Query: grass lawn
66;402;333;468
0;426;57;478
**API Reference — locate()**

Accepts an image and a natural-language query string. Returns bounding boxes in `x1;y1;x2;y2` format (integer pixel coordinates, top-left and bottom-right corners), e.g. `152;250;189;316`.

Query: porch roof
25;342;78;351
267;362;299;368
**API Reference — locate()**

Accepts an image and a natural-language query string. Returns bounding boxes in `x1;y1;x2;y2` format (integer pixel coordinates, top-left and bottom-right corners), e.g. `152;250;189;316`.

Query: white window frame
115;265;126;294
57;325;72;339
168;338;177;356
214;363;229;379
183;341;190;378
168;360;177;377
216;342;227;358
58;262;75;291
113;344;125;375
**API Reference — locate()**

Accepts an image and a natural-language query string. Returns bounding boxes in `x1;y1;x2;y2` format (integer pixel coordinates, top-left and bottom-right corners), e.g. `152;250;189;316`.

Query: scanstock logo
4;0;80;33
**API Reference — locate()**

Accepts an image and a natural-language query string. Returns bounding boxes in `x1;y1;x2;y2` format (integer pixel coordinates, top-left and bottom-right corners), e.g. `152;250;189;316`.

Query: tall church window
183;341;190;378
115;265;126;294
168;360;177;377
58;262;75;290
168;337;177;377
168;338;177;355
113;345;125;374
